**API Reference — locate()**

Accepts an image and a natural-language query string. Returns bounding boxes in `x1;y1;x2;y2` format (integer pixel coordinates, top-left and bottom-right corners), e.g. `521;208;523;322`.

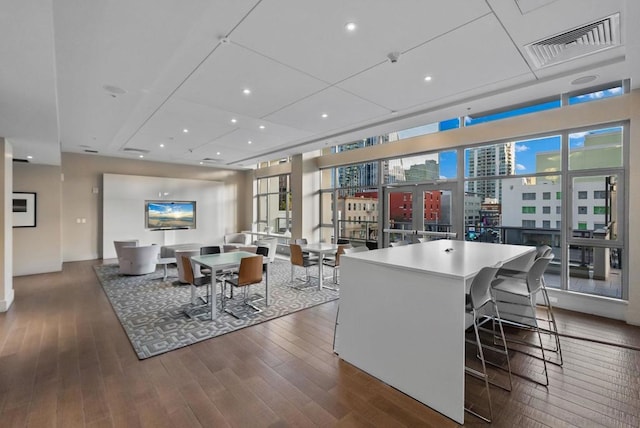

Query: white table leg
318;254;324;291
210;269;219;320
265;262;270;306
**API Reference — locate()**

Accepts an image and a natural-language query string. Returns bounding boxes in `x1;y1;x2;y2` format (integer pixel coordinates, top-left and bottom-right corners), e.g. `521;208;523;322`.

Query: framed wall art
13;192;36;227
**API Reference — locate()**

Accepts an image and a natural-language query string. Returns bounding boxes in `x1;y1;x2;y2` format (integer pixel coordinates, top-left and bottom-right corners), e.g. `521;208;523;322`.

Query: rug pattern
94;259;338;359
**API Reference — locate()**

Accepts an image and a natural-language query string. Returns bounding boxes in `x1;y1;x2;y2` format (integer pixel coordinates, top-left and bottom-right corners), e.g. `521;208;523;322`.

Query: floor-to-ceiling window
255;173;291;234
462;124;626;299
382;150;458;245
255;82;629;302
320;160;380;248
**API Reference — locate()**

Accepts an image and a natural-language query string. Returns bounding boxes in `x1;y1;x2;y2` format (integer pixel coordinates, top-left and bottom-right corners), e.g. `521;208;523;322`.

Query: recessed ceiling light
27;155;33;159
243;88;251;95
345;22;357;32
183;128;189;133
259;125;265;129
248;140;252;145
139;155;144;158
231;118;237;123
216;152;221;156
321;113;328;118
424;75;432;82
199;161;203;165
159;143;165;148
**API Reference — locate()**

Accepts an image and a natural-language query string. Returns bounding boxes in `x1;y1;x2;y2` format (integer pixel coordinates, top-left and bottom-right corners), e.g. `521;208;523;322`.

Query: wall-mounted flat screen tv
145;200;196;230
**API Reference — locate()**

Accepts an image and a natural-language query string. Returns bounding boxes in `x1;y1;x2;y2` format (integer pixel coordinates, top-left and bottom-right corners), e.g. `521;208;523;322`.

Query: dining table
190;251;269;320
299;242;340;290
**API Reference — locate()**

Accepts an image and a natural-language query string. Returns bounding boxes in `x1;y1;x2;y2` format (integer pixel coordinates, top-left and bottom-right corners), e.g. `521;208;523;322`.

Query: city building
336;194;378;241
464;193;483;226
466;142;516;201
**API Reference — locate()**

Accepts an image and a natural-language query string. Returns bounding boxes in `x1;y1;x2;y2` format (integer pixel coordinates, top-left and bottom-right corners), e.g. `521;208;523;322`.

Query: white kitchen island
334;239;535;424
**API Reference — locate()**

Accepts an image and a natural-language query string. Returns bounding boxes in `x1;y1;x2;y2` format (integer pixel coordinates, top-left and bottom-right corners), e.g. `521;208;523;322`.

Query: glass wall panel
337;188;379;246
465;136;560;181
320;226;334;244
570;174;620;240
387;190;413;242
387;150;457;183
255;174;291;234
256;195;267;231
396;118;460;139
464;99;560;126
465;175;563;266
423;189;452;234
320;190;334;226
563;244;622;298
568;86;623;105
569;127;623;170
297;85;628;301
335;135;390;155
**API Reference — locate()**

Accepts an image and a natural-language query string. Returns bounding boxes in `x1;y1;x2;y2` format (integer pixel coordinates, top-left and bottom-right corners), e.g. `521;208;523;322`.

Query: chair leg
540;285;563;365
530;300;550;386
493;302;513;392
465;309;493;423
332;305;340;352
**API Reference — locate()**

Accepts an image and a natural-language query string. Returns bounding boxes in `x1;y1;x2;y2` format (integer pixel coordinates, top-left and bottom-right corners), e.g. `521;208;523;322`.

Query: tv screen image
145;201;196;230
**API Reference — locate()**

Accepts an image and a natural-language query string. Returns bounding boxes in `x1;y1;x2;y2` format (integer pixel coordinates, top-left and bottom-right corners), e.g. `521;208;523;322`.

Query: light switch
76;218;81;223
81;218;86;224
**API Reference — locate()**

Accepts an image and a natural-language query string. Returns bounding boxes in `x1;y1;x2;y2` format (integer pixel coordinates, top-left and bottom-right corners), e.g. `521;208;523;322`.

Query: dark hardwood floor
1;259;639;427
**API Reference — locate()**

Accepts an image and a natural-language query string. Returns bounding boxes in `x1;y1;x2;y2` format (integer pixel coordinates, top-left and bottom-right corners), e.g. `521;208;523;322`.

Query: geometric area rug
93;259;339;359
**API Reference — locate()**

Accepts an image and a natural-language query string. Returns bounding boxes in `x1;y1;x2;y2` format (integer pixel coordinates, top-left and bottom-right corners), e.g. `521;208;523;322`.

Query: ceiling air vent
524;13;620;69
122;148;150;154
13;158;29;163
84;149;99;154
201;158;223;164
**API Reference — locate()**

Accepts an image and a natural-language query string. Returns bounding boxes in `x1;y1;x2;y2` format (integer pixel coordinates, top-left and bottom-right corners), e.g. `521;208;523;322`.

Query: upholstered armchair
118;245;160;275
114;239;139;261
224;233;250;247
255;238;278;263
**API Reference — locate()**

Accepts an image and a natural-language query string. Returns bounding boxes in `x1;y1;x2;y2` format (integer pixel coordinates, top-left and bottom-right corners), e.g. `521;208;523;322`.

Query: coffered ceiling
1;0;638;168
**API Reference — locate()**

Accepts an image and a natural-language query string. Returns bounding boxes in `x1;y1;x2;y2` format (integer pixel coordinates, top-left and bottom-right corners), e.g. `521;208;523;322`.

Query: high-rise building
404;159;439;182
336;133;397;192
466;142;516;202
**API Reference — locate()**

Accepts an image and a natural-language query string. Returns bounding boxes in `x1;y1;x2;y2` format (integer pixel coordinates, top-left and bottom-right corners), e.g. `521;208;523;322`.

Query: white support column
290;152;321;241
0;138;14;312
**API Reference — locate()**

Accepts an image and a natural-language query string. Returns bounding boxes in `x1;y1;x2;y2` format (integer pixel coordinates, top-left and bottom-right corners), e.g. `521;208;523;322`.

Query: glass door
565;172;624;298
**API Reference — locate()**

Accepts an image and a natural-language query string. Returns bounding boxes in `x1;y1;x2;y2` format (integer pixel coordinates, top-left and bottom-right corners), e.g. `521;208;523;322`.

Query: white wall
13;163;62;275
62;153;249;262
102;174;225;259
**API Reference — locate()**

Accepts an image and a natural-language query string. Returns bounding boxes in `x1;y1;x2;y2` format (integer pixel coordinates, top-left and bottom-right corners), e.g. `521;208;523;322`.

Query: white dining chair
464;263;512;423
491;254;555;386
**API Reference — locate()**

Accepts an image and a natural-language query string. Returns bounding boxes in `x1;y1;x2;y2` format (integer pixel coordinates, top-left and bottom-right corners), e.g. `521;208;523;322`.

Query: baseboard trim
546;288;627;321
